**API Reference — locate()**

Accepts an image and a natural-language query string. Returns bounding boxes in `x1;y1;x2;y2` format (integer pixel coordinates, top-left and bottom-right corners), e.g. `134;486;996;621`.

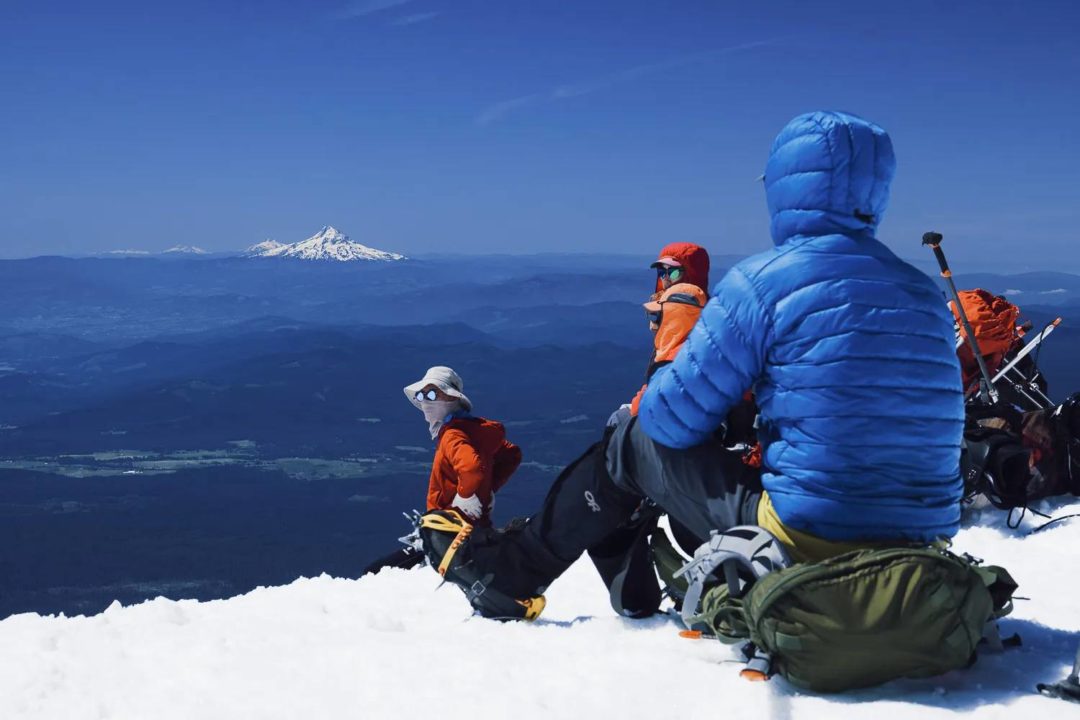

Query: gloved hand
607;403;632;428
451;493;483;521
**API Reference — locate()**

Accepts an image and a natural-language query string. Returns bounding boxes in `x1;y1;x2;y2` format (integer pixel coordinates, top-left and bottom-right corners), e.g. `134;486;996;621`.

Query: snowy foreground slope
2;502;1078;720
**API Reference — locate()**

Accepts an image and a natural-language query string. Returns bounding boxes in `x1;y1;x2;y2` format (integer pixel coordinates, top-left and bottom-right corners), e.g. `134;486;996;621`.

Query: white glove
451;493;483;520
607;404;632;428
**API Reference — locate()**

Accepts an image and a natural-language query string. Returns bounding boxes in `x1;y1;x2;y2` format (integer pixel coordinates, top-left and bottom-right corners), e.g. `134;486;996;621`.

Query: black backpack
962;394;1080;517
961;426;1039;511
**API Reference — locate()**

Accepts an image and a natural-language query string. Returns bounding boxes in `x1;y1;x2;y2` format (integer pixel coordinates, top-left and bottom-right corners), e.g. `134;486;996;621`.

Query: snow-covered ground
2;500;1078;720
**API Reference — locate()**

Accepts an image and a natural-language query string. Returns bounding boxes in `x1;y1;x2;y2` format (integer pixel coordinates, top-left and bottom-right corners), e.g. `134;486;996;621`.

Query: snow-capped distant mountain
162;245;209;255
245;240;287;257
247;227;405;262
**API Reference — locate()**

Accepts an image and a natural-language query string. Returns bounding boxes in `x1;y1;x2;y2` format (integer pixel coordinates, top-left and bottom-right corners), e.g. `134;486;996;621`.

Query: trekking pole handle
921;232;951;278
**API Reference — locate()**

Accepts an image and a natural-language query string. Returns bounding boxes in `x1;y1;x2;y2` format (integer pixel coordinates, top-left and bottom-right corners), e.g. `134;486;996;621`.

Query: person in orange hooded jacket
361;366;521;576
591;244;763;617
627;243;759;449
589;244;712;616
607;242;712;427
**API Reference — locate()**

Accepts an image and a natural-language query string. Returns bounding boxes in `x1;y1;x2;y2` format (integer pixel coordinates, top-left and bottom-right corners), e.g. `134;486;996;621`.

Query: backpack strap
674;526;791;638
971;563;1022;652
972;564;1019;618
649;525;691;603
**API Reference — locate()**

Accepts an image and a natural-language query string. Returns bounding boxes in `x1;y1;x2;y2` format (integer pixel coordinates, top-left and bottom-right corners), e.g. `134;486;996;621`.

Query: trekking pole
999;369;1052;411
1037;641;1080;703
922;232;999;404
991;318;1061;386
1002;366;1055;409
991;318;1061;409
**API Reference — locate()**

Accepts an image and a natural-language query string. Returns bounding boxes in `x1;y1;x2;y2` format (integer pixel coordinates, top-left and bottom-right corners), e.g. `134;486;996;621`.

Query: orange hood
653;242;710;295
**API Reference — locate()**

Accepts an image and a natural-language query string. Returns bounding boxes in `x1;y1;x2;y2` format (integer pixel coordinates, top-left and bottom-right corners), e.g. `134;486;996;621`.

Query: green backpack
674;534;1018;693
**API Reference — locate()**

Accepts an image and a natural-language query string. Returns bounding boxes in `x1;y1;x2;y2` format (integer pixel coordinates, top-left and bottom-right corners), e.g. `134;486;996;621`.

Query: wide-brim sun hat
403;365;473;411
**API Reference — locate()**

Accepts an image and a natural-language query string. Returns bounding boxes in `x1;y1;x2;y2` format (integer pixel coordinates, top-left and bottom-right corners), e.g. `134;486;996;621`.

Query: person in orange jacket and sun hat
405;366;522;526
361;366;522;576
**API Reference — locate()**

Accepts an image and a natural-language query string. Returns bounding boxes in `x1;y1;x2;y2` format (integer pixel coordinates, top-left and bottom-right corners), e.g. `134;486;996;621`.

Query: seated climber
362;365;522;576
420;111;965;618
590;242;713;617
609;241;712;424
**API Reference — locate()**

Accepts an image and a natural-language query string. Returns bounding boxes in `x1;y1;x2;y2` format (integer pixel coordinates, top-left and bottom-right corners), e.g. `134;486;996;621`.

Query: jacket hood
653;242;710;295
764;111;896;246
443;416;506;444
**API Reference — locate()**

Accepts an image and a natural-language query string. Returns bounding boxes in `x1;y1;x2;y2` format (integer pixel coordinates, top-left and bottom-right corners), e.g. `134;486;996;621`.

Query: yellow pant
756;491;883;564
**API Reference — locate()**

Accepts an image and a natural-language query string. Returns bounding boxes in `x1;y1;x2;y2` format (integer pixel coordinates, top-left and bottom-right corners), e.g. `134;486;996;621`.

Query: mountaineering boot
417;509;547;621
419;439;643;619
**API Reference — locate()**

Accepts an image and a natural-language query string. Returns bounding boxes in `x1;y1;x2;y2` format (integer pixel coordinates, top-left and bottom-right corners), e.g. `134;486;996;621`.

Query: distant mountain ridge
246;240;287;256
245;226;405;262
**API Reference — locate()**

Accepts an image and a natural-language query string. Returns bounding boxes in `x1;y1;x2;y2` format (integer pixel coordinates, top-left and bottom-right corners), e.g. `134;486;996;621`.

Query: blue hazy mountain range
1;252;1079;618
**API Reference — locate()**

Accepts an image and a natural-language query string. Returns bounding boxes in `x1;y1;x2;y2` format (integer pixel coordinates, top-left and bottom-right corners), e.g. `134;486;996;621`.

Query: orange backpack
950;289;1021;391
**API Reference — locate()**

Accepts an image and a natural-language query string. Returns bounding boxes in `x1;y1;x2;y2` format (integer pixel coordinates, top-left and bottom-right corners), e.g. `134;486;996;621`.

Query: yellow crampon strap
437;525;473;578
419;510;474;578
419;510;468;534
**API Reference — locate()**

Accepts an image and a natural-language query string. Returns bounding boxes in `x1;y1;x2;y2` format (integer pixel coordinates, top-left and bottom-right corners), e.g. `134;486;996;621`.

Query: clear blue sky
1;0;1077;269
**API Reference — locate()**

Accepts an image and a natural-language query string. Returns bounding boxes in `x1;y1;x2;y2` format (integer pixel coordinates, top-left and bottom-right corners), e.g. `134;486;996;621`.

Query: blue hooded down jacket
638;111;964;543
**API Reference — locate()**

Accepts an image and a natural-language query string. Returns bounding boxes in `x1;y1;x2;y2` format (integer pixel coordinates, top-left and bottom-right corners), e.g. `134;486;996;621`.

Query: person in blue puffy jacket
635;110;965;555
421;111;966;617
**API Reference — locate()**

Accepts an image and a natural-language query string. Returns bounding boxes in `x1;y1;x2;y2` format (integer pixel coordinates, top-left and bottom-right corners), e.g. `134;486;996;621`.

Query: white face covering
420;399;462;439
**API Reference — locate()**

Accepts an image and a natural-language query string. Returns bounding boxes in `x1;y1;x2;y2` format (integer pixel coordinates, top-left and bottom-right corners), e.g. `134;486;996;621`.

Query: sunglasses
414;389;439;402
656;266;684;282
645;308;663;325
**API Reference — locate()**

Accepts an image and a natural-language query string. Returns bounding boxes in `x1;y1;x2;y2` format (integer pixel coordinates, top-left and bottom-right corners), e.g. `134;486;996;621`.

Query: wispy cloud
338;0;414;19
389;11;440;26
476;94;546;126
475;39;778;127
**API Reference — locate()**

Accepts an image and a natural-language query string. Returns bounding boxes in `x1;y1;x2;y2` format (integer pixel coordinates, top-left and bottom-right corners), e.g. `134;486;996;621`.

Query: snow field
1;500;1078;720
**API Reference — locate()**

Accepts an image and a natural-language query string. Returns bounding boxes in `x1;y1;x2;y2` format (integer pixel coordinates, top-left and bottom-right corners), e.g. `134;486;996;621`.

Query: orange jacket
949;288;1021;392
427;417;522;527
630;283;708;415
